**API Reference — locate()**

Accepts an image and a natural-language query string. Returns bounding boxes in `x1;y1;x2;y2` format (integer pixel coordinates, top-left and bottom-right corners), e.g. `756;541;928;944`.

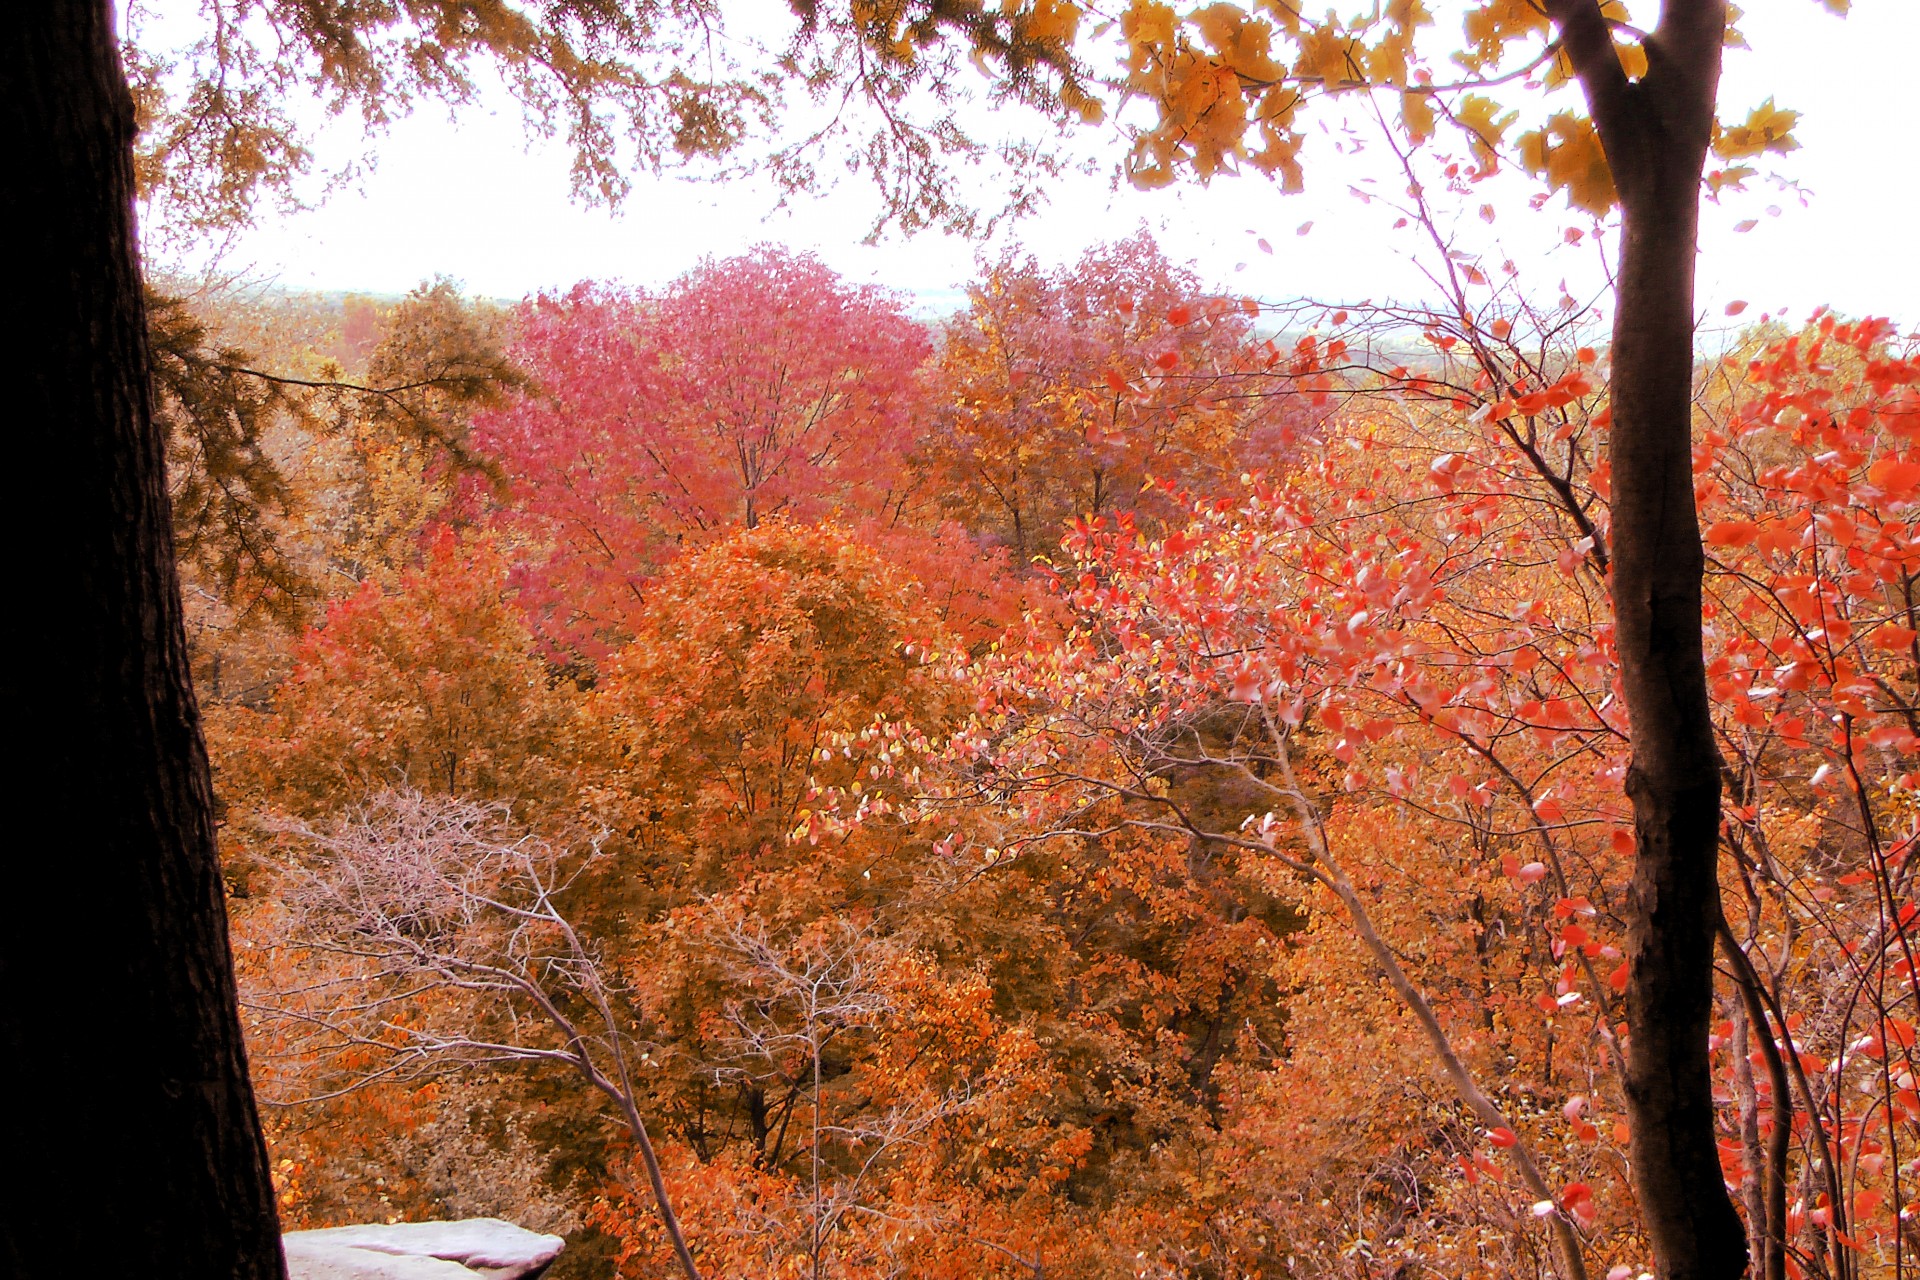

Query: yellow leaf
1723;2;1750;51
1401;90;1435;144
1020;0;1083;47
1120;0;1177;70
1248;125;1304;190
1295;26;1362;87
1191;4;1281;80
1456;94;1517;173
1712;98;1800;161
1614;38;1647;80
1367;31;1410;86
1387;0;1433;28
1705;165;1756;198
1519;112;1617;215
1462;0;1551;64
1256;0;1303;34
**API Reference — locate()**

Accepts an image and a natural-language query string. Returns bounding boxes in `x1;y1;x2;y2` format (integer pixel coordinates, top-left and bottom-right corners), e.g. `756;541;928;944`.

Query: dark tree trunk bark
1547;1;1747;1276
0;4;286;1276
1612;160;1748;1280
1612;172;1748;1275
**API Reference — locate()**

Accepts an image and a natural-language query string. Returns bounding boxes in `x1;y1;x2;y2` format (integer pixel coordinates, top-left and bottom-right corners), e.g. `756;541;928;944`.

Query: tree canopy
10;0;1885;1276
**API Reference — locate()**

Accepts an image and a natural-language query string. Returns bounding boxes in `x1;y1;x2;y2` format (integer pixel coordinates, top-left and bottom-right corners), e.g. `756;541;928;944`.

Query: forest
6;1;1915;1279
150;231;1914;1280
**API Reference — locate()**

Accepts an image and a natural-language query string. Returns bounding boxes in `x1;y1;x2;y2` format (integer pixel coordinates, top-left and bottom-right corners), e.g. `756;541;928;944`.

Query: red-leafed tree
479;247;931;657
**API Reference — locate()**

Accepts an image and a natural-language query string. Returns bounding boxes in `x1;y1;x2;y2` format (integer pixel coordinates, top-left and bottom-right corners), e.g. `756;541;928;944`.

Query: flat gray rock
284;1238;482;1280
285;1219;565;1280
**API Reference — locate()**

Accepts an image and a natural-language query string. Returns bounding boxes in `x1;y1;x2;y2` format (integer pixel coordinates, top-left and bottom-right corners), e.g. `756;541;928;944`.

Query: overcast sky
169;0;1918;325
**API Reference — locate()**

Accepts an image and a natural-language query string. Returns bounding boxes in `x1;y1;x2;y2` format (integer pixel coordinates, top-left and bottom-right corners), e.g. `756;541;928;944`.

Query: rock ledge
284;1218;565;1280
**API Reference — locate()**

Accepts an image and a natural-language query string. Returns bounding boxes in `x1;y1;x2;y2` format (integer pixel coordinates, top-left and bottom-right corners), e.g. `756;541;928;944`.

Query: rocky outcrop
284;1219;565;1280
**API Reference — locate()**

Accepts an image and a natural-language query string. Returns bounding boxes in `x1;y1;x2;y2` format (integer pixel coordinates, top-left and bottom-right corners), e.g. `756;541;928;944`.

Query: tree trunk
1555;0;1749;1274
0;4;286;1276
1612;159;1747;1280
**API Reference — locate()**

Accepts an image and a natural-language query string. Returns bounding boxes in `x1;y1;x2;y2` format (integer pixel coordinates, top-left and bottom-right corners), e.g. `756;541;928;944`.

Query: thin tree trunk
1729;1002;1769;1277
1724;925;1793;1280
1612;158;1747;1278
1546;1;1748;1275
0;3;286;1276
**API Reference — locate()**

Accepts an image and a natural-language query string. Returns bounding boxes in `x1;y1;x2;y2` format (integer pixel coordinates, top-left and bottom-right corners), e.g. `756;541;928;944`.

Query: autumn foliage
476;247;930;658
921;232;1307;560
175;238;1920;1279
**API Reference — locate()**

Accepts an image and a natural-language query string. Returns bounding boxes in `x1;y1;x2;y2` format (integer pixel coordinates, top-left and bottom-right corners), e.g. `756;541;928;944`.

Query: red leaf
1705;520;1760;548
1870;456;1920;496
1873;625;1918;652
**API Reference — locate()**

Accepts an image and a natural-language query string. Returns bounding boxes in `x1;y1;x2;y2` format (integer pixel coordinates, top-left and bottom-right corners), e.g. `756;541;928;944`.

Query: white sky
168;1;1918;325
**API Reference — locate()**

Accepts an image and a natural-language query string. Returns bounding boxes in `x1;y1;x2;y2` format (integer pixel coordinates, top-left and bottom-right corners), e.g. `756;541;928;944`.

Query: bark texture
0;3;286;1275
1548;0;1748;1275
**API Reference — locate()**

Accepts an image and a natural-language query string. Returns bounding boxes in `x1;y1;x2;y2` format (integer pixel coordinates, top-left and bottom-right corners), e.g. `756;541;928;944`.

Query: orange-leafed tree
586;918;1084;1280
582;519;975;891
213;528;577;826
575;522;1296;1277
923;232;1304;563
572;520;1076;1275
